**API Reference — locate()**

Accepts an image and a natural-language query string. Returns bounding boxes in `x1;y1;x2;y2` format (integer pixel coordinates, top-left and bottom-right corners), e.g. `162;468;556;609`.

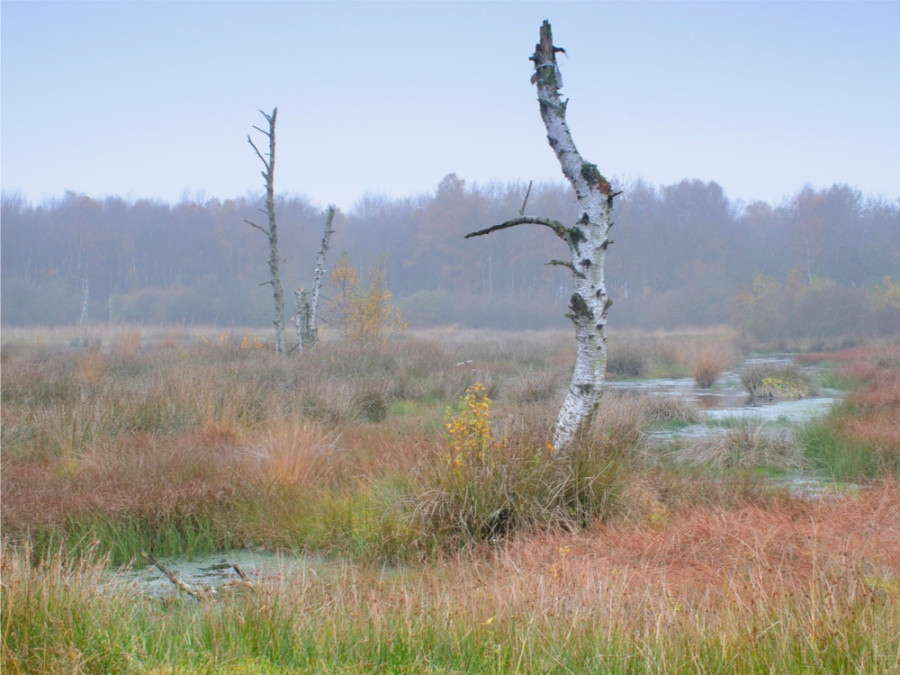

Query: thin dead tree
308;204;336;349
245;107;286;355
292;205;336;352
466;21;619;456
78;278;89;326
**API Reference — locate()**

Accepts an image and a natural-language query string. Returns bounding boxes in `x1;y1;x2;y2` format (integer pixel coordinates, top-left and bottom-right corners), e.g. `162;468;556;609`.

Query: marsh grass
673;422;806;470
4;326;899;672
4;482;899;673
799;346;900;480
408;394;623;548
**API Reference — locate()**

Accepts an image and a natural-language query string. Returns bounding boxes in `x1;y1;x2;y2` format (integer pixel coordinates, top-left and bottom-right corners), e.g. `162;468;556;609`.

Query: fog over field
2;2;898;335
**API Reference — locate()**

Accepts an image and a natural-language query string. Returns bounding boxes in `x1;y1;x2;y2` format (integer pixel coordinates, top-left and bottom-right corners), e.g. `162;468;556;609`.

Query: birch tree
293;205;336;351
466;21;618;456
245;107;286;354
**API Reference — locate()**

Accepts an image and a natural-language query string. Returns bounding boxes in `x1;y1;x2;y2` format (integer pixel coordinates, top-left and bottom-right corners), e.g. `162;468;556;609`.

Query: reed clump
674;422;806;470
742;363;816;399
692;346;733;388
407;385;623;548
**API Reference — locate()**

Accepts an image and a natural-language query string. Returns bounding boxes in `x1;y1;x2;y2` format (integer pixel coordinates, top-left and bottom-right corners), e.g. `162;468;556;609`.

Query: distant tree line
2;176;898;339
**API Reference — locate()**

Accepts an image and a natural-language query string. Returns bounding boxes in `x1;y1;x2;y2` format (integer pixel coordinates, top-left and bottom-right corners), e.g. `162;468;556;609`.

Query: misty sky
2;1;898;210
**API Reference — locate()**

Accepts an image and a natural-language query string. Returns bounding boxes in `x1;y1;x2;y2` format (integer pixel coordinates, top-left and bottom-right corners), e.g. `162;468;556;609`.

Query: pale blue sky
2;1;898;209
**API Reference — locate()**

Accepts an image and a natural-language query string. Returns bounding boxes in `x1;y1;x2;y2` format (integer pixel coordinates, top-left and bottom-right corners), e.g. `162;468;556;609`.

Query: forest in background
2;174;899;340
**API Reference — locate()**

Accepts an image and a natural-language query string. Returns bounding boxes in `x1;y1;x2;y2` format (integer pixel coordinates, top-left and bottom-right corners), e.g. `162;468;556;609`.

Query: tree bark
308;205;336;349
467;21;617;456
245;107;286;355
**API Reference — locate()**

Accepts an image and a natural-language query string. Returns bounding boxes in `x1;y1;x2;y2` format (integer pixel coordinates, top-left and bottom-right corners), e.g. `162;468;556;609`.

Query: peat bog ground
2;325;899;673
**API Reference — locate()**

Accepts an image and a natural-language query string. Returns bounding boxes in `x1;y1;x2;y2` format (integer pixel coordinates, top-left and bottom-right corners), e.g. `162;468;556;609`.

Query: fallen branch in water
139;550;254;600
140;549;205;600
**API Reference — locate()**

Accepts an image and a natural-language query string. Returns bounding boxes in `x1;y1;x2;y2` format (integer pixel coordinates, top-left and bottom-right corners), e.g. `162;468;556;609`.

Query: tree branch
465;216;568;241
258;109;275;125
244;219;269;235
547;259;584;279
247;136;269;169
519;180;533;216
140;550;202;600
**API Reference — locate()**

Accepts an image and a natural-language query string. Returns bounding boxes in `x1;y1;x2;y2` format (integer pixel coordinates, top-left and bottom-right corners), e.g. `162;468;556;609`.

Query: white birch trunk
467;21;617;456
79;278;89;326
293;288;310;352
308;206;336;349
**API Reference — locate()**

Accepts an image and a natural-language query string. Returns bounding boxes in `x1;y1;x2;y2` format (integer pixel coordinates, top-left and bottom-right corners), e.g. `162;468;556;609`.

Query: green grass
799;406;882;481
3;544;897;674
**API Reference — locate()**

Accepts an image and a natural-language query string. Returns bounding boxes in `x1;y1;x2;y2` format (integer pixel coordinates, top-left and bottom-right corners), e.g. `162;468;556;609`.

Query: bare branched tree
467;21;619;456
245;107;286;354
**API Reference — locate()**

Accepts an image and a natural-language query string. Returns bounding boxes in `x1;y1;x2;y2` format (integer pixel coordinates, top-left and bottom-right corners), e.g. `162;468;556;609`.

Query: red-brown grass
692;345;734;388
498;479;900;610
1;429;244;533
828;346;900;454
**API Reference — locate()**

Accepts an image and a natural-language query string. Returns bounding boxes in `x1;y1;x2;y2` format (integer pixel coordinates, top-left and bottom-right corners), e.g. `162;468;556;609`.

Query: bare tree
308;205;336;349
245;107;286;354
467;21;618;456
292;205;336;352
78;278;89;326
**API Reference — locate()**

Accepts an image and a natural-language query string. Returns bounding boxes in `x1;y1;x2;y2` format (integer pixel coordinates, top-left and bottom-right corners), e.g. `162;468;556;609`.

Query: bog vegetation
3;325;899;673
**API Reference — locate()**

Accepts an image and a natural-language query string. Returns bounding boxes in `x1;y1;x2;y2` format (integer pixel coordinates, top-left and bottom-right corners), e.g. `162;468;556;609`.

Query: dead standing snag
245;107;287;355
467;21;618;456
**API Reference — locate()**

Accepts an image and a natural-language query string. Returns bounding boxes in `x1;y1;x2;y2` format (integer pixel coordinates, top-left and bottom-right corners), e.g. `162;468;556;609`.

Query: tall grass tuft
692;347;730;388
674;422;806;470
407;385;622;547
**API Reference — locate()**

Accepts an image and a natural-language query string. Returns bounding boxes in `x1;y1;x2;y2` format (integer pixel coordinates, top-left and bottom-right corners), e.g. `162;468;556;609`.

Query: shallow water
608;354;839;438
112;549;330;597
610;355;858;498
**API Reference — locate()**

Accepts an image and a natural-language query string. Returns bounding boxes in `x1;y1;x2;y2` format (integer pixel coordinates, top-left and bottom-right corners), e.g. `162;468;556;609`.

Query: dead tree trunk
308;205;336;349
292;288;310;352
245;107;286;355
78;278;89;326
291;206;336;352
466;21;618;456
